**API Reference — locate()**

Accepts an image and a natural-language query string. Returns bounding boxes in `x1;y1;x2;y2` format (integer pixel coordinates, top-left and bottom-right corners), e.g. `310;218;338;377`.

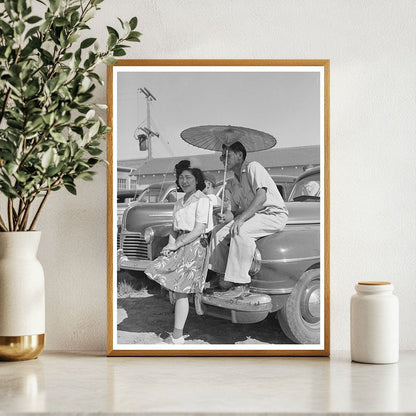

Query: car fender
251;224;320;294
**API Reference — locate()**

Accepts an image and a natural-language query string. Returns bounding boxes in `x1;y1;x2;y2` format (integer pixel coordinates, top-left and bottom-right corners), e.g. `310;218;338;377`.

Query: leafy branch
0;0;141;231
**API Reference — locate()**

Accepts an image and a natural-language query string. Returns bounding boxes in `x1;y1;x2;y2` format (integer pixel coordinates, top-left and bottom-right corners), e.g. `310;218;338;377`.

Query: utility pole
134;88;159;160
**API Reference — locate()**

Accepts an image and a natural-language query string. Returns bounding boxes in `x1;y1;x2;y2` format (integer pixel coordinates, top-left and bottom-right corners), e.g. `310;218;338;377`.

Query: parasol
180;125;276;152
180;125;277;214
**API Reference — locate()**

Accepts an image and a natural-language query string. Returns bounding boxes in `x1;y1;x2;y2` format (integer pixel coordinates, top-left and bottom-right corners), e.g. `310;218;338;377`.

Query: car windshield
288;173;320;202
137;185;179;203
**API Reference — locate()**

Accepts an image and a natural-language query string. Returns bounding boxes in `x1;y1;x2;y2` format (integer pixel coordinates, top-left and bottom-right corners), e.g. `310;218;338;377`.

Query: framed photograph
107;60;330;356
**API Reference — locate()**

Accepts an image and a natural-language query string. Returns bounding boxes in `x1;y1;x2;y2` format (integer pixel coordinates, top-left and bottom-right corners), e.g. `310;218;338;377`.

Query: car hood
124;202;175;233
286;202;320;224
123;201;319;233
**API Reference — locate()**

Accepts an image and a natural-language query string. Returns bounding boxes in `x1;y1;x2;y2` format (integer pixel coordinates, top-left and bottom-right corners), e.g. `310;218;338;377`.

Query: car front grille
121;233;149;260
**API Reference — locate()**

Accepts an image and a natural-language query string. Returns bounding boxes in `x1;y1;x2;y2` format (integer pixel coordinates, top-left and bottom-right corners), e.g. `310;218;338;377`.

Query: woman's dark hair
174;160;206;192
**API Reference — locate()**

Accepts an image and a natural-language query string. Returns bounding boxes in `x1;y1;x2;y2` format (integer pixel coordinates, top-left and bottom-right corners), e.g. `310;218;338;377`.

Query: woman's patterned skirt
144;238;209;294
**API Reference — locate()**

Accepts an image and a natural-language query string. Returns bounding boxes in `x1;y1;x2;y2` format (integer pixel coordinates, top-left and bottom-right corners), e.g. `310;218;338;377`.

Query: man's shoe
218;275;233;290
216;284;249;299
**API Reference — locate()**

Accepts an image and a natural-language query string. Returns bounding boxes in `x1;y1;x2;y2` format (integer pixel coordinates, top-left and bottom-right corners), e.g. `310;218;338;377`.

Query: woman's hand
161;241;179;256
216;210;234;224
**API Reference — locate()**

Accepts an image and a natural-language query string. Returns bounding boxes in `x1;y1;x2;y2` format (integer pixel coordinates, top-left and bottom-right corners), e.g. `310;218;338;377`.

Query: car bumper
200;291;272;324
118;252;152;272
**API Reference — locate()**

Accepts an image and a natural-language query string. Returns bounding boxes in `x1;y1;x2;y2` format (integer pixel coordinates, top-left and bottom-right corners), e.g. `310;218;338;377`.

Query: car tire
277;268;320;344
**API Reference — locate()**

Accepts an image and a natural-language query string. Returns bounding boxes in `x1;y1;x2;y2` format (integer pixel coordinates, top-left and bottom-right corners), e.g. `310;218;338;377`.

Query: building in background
117;145;319;190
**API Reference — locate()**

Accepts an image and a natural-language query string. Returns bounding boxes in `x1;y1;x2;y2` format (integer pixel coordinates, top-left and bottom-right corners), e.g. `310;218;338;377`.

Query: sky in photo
116;69;321;161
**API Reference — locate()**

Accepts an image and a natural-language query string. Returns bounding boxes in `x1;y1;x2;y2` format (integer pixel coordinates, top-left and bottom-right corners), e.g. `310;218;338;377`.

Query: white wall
35;0;416;351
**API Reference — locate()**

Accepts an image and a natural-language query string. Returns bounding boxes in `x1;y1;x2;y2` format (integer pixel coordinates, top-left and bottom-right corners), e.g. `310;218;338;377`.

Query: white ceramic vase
350;281;399;364
0;231;45;361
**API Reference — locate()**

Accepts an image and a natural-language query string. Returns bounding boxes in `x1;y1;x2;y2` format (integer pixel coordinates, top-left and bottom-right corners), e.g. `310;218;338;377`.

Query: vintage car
118;167;321;344
117;182;182;249
117;189;143;223
271;174;296;201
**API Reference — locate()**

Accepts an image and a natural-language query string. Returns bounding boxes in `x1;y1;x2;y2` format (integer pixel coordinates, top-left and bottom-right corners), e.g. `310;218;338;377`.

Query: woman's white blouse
172;190;213;233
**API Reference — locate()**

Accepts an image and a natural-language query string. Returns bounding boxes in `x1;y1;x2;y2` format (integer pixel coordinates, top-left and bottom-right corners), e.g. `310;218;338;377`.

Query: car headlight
249;248;262;276
143;227;155;244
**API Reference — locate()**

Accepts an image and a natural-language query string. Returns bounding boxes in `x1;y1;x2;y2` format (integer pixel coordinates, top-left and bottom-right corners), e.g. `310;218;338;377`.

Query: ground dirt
117;271;293;345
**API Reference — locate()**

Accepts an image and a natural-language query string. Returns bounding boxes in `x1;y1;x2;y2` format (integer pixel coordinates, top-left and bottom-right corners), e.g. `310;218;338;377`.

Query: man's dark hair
174;160;206;192
223;141;247;161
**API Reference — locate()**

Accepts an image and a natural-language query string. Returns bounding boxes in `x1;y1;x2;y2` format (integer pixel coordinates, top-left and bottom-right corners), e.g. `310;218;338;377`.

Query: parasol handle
220;148;228;215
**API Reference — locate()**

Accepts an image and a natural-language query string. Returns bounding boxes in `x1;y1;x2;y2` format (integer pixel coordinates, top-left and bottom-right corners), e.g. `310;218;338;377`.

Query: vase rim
0;230;41;233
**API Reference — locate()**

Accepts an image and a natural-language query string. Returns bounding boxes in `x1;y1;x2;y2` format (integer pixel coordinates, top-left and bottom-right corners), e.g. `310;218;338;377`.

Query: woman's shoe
164;334;185;344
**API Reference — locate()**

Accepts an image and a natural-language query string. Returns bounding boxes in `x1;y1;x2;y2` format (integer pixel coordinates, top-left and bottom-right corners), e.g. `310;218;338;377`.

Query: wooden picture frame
107;60;330;356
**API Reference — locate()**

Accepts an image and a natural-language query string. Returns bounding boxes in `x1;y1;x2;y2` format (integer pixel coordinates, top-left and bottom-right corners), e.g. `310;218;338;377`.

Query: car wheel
277;269;320;344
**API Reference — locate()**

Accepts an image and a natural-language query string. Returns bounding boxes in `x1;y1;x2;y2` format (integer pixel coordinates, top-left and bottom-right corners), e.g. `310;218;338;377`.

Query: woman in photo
144;160;213;344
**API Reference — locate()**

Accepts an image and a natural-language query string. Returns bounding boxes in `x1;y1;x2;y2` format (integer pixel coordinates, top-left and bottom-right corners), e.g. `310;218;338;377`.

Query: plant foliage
0;0;140;231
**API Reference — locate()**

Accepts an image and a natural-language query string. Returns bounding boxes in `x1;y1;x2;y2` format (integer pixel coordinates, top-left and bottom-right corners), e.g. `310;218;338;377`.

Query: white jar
350;281;399;364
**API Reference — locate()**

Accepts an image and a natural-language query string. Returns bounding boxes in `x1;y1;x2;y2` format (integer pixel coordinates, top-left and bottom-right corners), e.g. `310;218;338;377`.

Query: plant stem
15;199;28;231
7;199;14;231
0;214;8;232
29;189;50;231
14;199;23;230
18;120;58;169
20;199;33;230
0;46;21;124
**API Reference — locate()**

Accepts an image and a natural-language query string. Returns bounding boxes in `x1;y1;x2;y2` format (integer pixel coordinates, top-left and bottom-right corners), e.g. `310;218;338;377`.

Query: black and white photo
107;60;330;356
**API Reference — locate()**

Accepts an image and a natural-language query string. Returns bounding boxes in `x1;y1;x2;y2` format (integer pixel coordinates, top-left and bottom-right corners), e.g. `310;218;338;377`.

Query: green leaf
106;26;119;38
80;37;96;49
49;0;60;13
54;17;69;27
86;109;95;120
78;171;95;181
68;33;80;44
45;165;62;177
63;147;70;159
50;131;67;143
4;1;16;19
126;31;141;42
26;15;42;24
25;26;39;39
16;21;25;35
107;33;117;49
0;20;13;35
88;120;100;138
41;148;54;169
17;0;26;14
5;162;18;176
113;47;126;57
14;171;28;183
64;183;77;195
70;11;80;26
25;117;44;133
103;56;117;65
42;113;54;125
129;16;138;30
87;147;102;156
117;17;125;29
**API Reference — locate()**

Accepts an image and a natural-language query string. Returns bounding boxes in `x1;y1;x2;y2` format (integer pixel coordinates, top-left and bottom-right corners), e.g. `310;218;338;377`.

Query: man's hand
230;216;245;237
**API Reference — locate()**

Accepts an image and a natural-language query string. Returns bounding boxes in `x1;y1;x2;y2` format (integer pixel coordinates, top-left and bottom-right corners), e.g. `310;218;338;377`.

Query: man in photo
209;141;289;297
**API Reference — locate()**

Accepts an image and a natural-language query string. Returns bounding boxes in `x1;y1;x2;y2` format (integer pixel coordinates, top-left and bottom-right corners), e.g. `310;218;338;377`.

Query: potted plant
0;0;140;360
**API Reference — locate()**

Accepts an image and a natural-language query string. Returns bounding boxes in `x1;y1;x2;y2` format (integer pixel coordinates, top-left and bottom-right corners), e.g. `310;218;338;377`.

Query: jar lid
358;281;391;285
